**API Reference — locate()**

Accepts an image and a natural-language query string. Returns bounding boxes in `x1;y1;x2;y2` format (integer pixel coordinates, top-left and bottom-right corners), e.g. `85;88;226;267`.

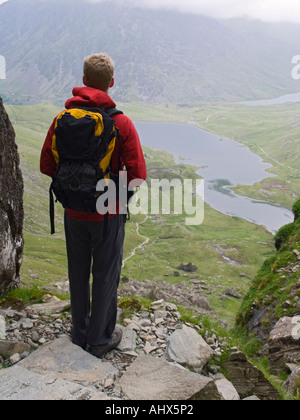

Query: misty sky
1;0;300;23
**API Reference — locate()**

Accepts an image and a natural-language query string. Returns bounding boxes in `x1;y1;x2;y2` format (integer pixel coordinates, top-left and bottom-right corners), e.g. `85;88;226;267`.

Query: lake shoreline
136;121;294;233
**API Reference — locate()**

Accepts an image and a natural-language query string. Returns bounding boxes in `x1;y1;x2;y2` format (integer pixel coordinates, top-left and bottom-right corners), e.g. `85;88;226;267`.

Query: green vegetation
236;198;300;336
274;223;297;250
293;199;300;220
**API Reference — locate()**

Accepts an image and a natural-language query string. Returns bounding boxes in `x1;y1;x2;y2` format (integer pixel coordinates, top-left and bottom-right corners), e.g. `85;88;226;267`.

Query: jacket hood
65;87;116;109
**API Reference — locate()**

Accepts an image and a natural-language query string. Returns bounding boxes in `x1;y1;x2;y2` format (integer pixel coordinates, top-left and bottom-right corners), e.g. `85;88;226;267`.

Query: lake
135;122;294;233
240;91;300;106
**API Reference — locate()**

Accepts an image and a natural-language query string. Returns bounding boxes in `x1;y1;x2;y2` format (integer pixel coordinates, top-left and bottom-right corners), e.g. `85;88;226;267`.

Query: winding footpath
122;210;150;268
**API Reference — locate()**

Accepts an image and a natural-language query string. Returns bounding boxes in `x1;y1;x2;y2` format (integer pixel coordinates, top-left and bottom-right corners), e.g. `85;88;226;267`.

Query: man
40;53;147;357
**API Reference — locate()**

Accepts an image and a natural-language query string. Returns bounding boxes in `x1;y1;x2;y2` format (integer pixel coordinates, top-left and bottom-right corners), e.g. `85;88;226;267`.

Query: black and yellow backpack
49;106;123;234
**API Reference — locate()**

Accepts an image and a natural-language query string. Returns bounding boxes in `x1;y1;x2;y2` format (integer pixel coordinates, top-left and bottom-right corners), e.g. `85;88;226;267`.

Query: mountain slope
0;0;299;105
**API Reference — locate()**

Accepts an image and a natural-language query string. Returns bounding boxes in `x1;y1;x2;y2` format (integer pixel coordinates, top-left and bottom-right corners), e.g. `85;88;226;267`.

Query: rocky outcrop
166;324;213;373
119;277;212;315
0;98;24;296
0;297;280;400
236;199;300;342
235;202;300;397
224;351;280;400
268;316;300;374
0;365;115;401
283;364;300;396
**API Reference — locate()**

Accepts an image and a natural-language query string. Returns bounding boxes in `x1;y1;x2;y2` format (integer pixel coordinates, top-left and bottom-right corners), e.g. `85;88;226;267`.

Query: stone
150;299;165;311
117;355;223;400
215;378;240;400
0;98;24;296
116;326;137;352
268;316;300;374
189;295;211;311
19;336;118;386
0;340;30;359
224;351;280;400
31;299;71;315
104;377;114;389
0;366;105;400
224;287;242;299
166;324;213;372
42;294;61;303
153;309;168;320
143;341;158;355
283;366;300;396
20;318;34;329
281;300;293;309
177;263;198;272
9;353;21;365
165;303;178;312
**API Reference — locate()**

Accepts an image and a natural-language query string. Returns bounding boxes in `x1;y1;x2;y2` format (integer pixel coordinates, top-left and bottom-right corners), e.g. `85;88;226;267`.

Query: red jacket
40;86;147;221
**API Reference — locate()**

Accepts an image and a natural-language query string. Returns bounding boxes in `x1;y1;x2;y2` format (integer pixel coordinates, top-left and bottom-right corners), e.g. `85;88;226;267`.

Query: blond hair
83;53;114;91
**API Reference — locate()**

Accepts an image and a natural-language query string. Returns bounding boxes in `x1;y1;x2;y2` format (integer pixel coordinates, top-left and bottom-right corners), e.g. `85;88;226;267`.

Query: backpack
49;106;123;234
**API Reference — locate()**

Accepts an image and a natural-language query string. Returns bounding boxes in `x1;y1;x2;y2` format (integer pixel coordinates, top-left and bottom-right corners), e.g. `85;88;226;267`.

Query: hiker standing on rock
40;53;147;357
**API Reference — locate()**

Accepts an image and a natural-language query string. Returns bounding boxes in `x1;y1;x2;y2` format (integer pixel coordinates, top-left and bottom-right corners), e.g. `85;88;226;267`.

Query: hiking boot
89;326;123;359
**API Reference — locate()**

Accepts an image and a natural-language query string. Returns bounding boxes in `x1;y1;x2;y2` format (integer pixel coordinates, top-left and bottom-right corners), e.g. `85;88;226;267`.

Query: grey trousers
64;212;125;349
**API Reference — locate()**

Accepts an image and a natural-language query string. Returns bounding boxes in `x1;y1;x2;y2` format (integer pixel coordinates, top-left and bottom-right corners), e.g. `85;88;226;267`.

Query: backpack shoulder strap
105;107;123;117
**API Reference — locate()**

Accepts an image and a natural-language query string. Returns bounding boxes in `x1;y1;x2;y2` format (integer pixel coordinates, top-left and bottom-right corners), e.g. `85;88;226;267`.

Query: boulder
116;325;137;352
215;377;240;400
0;98;24;296
117;355;223;400
177;263;198;272
189;295;211;311
0;366;110;400
268;316;300;374
0;340;30;359
283;364;300;397
166;324;213;372
31;299;71;315
19;336;118;386
224;351;280;400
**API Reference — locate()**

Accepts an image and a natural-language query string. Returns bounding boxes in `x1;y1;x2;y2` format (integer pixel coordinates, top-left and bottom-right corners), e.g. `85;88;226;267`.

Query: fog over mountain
0;0;300;105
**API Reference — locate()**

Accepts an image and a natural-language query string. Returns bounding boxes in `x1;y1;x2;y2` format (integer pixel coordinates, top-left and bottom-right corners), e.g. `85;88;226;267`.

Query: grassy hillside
3;102;275;327
236;199;300;339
